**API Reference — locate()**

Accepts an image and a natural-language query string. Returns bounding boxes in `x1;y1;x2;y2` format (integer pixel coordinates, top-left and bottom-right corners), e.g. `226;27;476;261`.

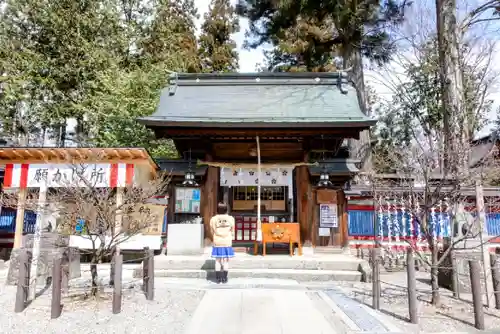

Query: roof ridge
176;72;345;80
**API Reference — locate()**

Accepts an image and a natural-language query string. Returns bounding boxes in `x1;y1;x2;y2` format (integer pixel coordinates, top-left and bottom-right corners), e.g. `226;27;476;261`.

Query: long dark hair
217;202;228;214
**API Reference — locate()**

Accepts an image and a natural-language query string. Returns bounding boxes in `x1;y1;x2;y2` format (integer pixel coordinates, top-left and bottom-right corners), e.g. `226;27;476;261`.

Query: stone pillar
29;184;47;299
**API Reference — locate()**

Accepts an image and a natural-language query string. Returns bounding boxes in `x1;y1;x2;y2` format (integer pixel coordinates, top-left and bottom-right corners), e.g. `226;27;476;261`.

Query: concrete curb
317;291;361;331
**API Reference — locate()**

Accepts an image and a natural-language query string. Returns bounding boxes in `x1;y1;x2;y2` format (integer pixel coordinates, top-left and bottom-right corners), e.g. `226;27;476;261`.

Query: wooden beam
154;127;364;138
35;148;49;161
12;150;24;160
66;148;83;161
22;149;36;159
0;149;13;159
121;149;133;159
0;148;157;171
49;148;65;161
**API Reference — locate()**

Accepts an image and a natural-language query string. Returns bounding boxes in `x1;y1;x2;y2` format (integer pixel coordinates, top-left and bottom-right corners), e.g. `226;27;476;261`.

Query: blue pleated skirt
211;246;235;258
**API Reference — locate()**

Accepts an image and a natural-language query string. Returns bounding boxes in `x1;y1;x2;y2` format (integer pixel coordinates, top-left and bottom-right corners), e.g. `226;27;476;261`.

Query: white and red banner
3;163;135;189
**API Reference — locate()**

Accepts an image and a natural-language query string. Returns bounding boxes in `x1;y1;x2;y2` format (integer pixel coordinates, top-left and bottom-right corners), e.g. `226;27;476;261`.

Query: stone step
310;247;344;254
135;268;362;282
153;254;365;272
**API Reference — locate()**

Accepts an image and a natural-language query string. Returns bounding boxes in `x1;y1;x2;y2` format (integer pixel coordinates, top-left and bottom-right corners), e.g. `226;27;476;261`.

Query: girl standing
210;202;235;283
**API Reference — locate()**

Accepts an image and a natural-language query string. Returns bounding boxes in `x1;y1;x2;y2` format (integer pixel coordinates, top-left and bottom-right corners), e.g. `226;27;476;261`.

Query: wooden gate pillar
296;166;312;245
316;188;349;248
201;166;219;246
339;190;349;248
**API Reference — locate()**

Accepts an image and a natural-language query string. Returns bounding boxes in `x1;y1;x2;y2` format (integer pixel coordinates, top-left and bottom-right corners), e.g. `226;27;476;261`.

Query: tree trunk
435;0;466;169
343;47;372;172
430;242;441;306
91;243;105;296
57;122;67;148
75;116;85;147
90;255;99;296
109;248;115;286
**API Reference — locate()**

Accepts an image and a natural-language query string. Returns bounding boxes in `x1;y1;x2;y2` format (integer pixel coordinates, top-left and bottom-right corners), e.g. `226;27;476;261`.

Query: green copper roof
138;72;375;128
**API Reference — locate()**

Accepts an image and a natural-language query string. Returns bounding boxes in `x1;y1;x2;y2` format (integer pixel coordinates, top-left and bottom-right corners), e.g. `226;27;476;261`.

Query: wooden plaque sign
129;204;166;235
316;188;337;204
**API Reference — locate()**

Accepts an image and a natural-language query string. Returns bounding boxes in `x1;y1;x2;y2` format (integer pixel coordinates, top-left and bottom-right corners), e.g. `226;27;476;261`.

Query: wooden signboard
316;188;337;204
129;203;166;235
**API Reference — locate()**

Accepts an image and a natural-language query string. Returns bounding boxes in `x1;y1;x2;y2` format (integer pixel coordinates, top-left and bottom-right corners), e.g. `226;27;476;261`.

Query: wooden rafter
199;160;318;168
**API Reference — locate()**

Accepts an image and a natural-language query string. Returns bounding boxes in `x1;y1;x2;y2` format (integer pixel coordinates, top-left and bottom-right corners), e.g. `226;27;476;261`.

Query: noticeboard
319;203;338;228
174;187;201;213
134;204;167;235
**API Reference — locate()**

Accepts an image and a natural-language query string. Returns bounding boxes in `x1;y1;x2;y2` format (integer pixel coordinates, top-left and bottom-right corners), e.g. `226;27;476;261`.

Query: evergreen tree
141;0;201;72
260;16;338;72
198;0;239;73
84;62;177;157
237;0;410;169
237;0;409;107
0;0;123;145
0;0;183;156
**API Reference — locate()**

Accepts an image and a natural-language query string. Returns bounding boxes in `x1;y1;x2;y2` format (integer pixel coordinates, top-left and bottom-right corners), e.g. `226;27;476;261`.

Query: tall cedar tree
237;0;410;167
237;0;409;111
198;0;240;73
141;0;201;72
261;16;338;72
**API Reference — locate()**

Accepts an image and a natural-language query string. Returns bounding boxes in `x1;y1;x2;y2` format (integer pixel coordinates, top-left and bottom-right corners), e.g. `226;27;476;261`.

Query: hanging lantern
183;147;198;187
317;167;333;188
182;171;198;187
317;135;332;188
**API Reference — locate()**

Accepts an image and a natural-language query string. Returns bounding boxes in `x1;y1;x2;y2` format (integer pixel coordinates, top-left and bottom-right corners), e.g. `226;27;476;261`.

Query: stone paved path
181;278;402;334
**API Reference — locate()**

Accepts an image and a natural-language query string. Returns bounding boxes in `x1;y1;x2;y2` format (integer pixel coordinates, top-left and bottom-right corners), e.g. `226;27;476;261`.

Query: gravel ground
0;267;204;334
336;270;500;333
4;264;500;333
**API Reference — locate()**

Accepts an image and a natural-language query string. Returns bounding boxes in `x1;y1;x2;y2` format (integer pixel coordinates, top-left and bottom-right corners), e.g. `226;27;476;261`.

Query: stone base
166;224;204;255
6;247;81;286
301;246;314;256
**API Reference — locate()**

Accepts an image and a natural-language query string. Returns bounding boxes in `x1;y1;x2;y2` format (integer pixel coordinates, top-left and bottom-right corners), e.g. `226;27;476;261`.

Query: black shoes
222;270;228;284
216;271;222;284
215;270;229;284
